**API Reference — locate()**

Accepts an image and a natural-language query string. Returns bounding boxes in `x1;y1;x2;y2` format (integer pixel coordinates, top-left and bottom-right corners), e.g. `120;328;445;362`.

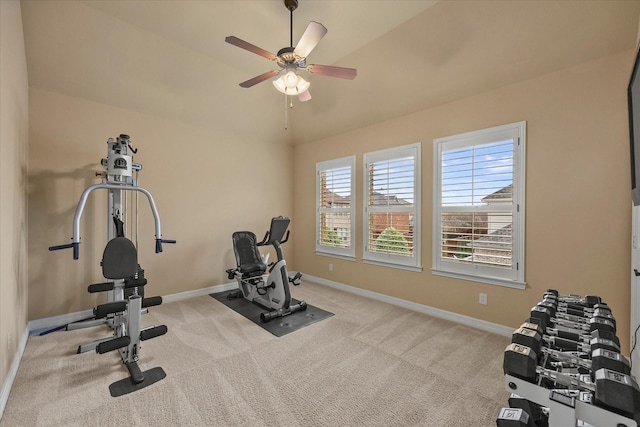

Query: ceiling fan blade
239;70;279;88
307;64;357;80
225;36;277;61
298;90;312;102
293;21;327;58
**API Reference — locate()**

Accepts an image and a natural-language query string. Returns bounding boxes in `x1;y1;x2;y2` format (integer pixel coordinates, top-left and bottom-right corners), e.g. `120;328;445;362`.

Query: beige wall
293;51;634;352
27;88;294;320
0;0;29;402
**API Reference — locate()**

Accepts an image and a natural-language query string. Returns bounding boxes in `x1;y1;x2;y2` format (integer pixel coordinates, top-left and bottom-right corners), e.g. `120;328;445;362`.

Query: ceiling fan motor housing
276;46;305;68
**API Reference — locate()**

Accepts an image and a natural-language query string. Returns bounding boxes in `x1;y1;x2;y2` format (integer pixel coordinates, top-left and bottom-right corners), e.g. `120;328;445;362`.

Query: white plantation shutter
316;157;355;259
364;143;421;270
433;122;526;288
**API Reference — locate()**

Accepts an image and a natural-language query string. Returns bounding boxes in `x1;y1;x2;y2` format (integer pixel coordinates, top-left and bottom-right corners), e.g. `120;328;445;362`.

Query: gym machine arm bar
48;183;175;259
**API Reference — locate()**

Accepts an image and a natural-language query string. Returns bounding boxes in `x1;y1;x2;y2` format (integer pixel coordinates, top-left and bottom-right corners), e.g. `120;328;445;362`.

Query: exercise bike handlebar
256;231;270;247
255;229;290;246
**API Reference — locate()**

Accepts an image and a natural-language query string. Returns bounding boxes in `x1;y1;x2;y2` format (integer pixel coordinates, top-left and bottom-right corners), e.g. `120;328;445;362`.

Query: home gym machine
497;289;640;427
226;216;306;323
49;134;175;396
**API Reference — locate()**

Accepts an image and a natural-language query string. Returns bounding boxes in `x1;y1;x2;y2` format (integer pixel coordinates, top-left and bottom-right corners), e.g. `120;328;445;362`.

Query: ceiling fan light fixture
284;70;298;87
273;73;310;95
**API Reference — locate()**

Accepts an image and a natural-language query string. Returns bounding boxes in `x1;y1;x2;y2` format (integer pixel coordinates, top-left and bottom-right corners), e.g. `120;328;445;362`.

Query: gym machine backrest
102;236;138;279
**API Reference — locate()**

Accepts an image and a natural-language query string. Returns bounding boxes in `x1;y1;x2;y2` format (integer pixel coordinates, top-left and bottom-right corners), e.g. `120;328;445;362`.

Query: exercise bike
226;216;306;323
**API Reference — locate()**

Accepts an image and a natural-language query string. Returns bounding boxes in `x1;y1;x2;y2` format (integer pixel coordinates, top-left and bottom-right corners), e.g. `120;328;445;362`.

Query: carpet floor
1;282;510;426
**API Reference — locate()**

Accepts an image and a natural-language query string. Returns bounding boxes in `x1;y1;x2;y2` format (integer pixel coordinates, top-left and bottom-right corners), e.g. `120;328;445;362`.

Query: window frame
316;156;356;260
363;143;422;271
432;121;526;289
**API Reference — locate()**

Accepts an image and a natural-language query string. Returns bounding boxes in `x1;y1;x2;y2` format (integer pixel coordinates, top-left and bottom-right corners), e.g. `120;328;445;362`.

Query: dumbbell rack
504;374;637;426
498;290;638;427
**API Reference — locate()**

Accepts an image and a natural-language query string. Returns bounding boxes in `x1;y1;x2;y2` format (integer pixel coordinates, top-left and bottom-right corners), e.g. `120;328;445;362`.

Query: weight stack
124;265;145;299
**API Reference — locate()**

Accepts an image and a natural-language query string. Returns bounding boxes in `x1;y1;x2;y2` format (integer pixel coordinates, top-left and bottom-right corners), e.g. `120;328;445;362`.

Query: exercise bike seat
232;231;267;277
101;237;138;280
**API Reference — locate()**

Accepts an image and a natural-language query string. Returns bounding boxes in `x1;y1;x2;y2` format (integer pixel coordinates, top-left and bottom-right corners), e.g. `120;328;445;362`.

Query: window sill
315;251;356;262
363;259;423;272
431;268;526;290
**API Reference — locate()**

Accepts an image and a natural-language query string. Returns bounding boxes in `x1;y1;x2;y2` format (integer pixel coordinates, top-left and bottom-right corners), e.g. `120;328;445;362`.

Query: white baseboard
161;282;237;304
28;309;94;335
303;274;514;337
1;325;29;419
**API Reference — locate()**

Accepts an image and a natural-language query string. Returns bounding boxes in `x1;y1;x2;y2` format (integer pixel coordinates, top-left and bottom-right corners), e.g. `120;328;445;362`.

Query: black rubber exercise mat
210;290;334;337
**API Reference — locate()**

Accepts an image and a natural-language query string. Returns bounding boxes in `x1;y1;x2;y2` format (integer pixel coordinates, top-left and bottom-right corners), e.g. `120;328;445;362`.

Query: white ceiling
20;0;640;145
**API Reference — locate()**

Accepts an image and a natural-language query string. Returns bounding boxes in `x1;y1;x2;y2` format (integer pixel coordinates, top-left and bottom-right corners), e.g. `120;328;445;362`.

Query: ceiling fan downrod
285;0;298;48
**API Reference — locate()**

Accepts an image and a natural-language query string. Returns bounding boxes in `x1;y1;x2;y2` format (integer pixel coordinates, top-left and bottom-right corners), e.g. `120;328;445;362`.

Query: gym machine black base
109;366;167;398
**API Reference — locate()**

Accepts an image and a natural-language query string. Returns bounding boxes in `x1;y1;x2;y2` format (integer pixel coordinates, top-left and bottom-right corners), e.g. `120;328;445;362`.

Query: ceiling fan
225;0;357;102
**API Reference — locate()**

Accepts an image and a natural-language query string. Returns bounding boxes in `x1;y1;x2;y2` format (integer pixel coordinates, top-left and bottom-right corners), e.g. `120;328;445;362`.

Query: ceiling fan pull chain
284;93;288;130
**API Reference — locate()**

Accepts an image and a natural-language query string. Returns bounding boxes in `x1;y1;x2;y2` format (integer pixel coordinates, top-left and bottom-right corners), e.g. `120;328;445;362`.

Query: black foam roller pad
87;282;114;293
96;336;130;354
93;301;127;319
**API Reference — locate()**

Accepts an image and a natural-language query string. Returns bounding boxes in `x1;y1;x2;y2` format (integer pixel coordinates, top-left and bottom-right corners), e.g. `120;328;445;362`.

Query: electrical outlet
329;263;333;272
479;293;488;305
7;333;11;349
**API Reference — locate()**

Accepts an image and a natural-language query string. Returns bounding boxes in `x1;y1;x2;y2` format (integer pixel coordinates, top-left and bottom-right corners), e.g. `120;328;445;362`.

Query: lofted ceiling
20;0;640;145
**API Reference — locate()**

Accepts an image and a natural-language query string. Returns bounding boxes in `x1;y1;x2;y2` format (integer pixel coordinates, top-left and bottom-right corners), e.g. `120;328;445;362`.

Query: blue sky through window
441;139;513;207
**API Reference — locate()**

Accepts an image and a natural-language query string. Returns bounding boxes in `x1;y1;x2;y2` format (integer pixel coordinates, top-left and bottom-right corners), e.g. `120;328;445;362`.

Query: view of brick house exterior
320;190;414;252
369;192;413;249
440;184;513;267
319;188;351;245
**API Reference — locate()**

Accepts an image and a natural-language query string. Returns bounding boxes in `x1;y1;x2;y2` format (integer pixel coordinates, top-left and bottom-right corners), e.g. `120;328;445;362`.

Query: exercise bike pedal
289;272;303;286
95;336;131;354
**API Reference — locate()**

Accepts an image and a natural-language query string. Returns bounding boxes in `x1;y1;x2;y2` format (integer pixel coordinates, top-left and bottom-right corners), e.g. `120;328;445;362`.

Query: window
364;143;421;271
316;156;355;259
433;122;526;288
